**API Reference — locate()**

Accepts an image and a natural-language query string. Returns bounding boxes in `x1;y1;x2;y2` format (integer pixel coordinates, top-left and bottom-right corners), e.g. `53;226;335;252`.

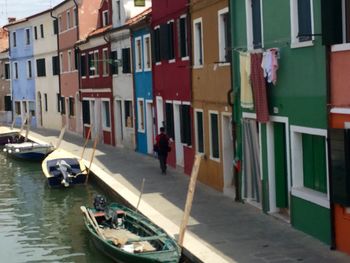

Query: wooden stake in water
178;154;202;247
55;125;66;149
136;178;146;213
80;126;92;160
85;136;98;184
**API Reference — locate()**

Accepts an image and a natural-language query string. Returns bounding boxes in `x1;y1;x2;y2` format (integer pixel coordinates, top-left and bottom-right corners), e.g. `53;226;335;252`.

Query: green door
274;123;288;208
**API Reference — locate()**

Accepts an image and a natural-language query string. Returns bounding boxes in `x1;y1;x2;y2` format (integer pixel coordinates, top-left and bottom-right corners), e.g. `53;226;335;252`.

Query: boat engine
94;195;107;211
56;160;72;187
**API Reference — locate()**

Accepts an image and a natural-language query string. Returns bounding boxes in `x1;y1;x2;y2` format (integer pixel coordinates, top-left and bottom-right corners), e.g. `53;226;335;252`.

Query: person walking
155;127;171;174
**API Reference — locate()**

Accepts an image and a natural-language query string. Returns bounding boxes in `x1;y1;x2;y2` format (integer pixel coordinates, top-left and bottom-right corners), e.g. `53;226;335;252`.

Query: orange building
190;0;234;196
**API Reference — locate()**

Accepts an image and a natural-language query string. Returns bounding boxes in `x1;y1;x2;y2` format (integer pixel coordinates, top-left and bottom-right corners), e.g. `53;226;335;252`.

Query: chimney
8;17;16;23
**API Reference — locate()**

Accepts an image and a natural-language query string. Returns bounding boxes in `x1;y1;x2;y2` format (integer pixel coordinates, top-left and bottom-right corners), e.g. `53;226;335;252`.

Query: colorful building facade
190;0;234;194
0;29;11;123
152;0;194;174
231;0;331;244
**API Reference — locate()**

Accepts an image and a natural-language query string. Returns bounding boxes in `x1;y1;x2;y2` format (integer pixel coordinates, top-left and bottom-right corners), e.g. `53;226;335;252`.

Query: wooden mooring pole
178;154;202;247
80;126;92;160
85;136;98;184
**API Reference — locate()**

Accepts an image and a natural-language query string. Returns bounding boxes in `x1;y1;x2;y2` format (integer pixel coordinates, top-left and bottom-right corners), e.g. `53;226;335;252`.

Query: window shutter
122;48;131;73
211;114;219;158
4;96;12;111
196;112;204;153
179;17;187;58
168;22;175;60
297;0;312;42
36;58;46;77
252;0;262;48
34;26;38;40
160;24;169;60
53;19;58;35
74;49;78;70
80;55;86;76
52;56;59;75
88;53;94;76
82;100;90;124
165;103;174;139
180;105;192;145
224;13;232;62
110;51;119;75
4;63;10;79
61;97;66;114
321;0;342;45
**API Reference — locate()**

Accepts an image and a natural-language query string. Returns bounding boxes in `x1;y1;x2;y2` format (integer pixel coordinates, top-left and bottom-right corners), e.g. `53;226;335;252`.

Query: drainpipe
50;10;62;116
228;0;241;202
130;30;138;151
325;45;336;250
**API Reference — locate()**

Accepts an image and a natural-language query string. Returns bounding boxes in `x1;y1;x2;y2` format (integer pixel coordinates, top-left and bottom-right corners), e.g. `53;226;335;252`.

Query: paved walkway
4;126;350;263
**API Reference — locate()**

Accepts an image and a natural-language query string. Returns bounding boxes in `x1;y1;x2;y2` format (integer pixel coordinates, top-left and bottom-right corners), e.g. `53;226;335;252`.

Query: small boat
42;149;87;187
81;196;181;263
0;131;22;145
3;141;54;161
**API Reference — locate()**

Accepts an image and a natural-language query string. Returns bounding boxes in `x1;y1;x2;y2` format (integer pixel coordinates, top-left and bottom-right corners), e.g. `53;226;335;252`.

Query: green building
230;0;331;244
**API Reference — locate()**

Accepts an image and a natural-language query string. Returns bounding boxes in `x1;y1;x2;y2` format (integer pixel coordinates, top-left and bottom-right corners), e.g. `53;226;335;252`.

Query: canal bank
2;126;350;263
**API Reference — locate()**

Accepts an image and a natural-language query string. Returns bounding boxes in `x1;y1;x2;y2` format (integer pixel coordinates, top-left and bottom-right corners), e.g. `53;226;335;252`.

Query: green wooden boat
81;201;181;263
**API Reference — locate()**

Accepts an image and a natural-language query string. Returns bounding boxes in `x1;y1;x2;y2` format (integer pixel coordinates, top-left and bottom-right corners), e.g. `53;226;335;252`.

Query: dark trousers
158;154;168;173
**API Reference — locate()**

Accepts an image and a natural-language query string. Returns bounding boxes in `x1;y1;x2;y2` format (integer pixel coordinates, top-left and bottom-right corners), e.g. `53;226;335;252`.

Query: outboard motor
56;160;72;187
94;195;107;211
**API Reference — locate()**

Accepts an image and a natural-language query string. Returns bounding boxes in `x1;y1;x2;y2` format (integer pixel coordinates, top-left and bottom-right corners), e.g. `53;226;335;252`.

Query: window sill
218;62;230;67
144;68;151;72
290;40;314;49
291;187;329;209
331;43;350;52
103;74;109;77
135;69;142;73
181;56;189;61
209;156;220;163
138;129;145;133
155;62;162;66
168;59;176;64
103;127;112;132
193;65;203;69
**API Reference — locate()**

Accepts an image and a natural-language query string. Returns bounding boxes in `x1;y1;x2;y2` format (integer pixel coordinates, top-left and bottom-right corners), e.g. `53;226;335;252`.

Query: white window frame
135;36;143;72
245;0;264;51
25;28;31;45
193;17;204;68
179;14;189;61
290;125;329;208
194;109;205;154
102;10;109;27
93;50;99;76
209;110;220;162
143;34;152;71
218;7;230;66
13;62;18;79
290;0;314;49
102;99;111;130
68;50;72;72
73;7;77;27
59;52;63;73
58;16;62;32
67;10;71;29
102;48;109;76
137;98;145;133
27;60;32;79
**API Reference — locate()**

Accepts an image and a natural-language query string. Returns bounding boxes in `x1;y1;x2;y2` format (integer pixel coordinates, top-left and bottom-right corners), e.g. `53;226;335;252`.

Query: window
13;32;16;47
40;24;44;38
195;110;204;153
102;10;109;27
73;7;78;27
44;93;48;112
25;28;31;45
80;54;86;77
137;99;145;132
135;37;142;72
59;16;62;32
68;50;72;72
61;96;66;115
102;48;109;76
36;58;46;77
178;16;188;59
102;100;111;129
27;60;32;79
13;62;18;79
291;0;314;47
94;50;99;76
246;0;262;49
180;104;191;145
116;0;121;22
34;26;38;40
74;49;78;70
209;112;220;159
167;21;175;61
69;97;74;116
165;103;174;139
4;96;12;111
153;27;161;63
52;56;59;75
53;19;58;34
143;34;151;70
88;52;94;76
4;63;10;80
29;101;35;117
60;52;63;73
67;10;71;29
15;101;21;115
218;8;231;63
124;100;133;128
110;50;119;75
82;100;90;124
122;48;131;73
57;93;61;112
193;18;203;66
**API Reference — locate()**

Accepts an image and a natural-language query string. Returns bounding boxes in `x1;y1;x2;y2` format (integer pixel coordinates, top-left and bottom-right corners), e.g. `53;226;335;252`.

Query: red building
152;0;194;174
77;0;115;145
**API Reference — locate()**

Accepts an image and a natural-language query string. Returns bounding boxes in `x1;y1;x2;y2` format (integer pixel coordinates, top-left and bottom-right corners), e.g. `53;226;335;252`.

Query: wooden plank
80;126;92;160
86;136;98;184
178;154;202;246
55;125;66;149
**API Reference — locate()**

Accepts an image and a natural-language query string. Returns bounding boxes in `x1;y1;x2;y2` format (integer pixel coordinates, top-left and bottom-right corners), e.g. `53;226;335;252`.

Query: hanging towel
270;48;279;85
240;53;254;109
251;53;269;123
261;49;279;85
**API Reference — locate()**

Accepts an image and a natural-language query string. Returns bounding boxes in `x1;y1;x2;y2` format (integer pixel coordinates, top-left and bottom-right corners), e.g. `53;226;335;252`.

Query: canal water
0;153;114;263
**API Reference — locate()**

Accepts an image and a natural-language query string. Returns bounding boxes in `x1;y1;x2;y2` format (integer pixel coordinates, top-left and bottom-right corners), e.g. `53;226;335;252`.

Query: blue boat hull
47;173;87;187
9;151;47;161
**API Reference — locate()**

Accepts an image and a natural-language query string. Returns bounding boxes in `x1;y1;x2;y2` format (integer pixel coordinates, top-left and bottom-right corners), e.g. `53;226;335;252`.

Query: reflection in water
0;153;113;263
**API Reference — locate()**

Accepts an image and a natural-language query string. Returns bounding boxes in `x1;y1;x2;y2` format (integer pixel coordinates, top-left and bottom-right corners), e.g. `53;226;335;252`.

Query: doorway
156;96;164;133
115;99;123;146
146;101;154;154
173;102;184;167
222;114;235;198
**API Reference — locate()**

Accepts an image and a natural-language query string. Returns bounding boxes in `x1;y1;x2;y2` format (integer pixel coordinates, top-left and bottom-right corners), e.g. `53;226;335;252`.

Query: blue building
130;8;155;155
6;19;36;127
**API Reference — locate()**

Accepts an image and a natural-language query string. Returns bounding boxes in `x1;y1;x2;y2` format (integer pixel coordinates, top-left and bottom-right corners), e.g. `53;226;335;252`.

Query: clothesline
229;38;292;53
